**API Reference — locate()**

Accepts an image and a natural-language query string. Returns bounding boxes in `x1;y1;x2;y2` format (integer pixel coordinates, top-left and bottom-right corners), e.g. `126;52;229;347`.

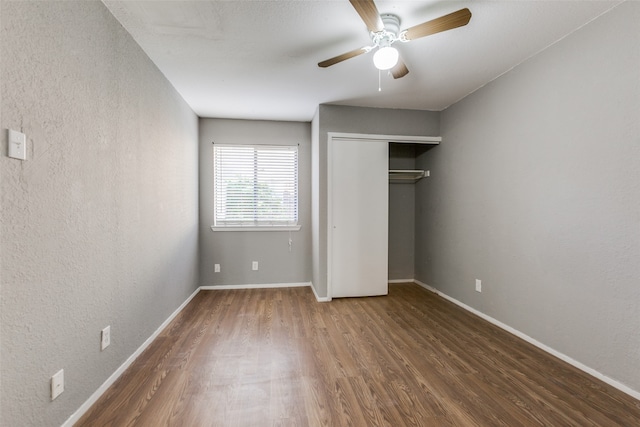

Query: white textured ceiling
103;0;622;121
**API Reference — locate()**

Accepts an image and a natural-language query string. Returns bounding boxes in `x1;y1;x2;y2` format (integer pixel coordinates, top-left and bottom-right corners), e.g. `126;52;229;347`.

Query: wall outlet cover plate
51;369;64;400
8;129;26;160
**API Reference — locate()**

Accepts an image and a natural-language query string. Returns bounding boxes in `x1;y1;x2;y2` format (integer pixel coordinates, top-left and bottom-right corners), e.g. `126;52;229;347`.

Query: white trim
388;279;415;284
61;287;201;427
201;281;331;301
326;132;440;299
200;282;310;290
412;279;640;401
66;279;639;426
212;141;300;147
62;282;313;425
213;144;299;229
326;132;441;144
413;279;438;293
310;281;331;302
211;225;301;232
327;134;334;299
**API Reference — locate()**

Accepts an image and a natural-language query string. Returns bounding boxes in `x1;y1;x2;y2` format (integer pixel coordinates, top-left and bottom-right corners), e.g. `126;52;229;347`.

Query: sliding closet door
329;137;388;298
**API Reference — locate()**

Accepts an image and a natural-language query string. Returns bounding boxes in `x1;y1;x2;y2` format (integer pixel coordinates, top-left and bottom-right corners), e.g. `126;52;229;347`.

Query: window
213;144;299;230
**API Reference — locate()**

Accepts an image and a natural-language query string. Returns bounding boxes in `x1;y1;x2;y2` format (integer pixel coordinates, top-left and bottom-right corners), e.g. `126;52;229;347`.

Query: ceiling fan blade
391;58;409;79
318;46;370;68
402;8;472;41
349;0;384;32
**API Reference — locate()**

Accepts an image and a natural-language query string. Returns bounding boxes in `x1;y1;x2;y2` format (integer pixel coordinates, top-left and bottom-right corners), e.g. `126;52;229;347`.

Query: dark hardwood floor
76;283;640;426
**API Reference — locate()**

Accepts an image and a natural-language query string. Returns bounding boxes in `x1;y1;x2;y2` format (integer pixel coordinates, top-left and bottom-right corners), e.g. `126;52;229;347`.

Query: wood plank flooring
76;283;640;426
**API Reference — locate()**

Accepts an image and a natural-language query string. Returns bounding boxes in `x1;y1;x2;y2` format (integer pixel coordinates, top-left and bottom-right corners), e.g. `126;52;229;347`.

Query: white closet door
329;137;388;298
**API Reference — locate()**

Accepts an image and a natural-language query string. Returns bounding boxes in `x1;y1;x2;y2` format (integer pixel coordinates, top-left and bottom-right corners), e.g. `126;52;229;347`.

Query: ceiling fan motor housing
381;14;400;36
318;2;471;80
372;14;401;47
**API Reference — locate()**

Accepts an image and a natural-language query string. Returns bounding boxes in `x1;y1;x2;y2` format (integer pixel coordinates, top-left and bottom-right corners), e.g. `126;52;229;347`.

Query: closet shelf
389;169;428;183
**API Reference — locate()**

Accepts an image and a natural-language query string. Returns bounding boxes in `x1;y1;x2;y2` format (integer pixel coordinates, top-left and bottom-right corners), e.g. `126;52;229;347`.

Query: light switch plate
8;129;26;160
101;326;111;351
51;369;64;400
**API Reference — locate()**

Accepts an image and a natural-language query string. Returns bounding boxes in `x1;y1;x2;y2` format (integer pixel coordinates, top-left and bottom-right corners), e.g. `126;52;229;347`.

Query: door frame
326;132;441;299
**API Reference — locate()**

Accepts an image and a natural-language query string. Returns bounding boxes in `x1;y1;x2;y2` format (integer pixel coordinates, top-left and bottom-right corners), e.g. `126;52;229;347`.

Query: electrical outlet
8;129;27;160
101;326;111;351
475;279;482;293
214;264;220;273
252;261;258;271
51;369;64;400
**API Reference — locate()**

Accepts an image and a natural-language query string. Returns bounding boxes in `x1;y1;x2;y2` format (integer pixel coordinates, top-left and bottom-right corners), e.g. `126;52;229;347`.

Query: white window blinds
213;144;298;227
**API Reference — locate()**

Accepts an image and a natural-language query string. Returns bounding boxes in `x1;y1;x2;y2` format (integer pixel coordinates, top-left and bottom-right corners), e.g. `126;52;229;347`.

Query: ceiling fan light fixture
373;46;399;70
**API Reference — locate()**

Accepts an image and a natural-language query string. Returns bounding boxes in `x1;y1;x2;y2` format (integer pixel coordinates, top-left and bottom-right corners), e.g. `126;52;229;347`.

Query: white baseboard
64;282;320;426
310;281;331;302
62;286;201;427
200;281;310;290
200;281;333;302
65;278;638;426
412;279;640;401
388;279;414;284
413;279;438;293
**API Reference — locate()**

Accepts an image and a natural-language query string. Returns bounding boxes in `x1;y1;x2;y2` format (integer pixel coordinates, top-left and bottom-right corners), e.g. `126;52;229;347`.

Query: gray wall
311;110;320;295
0;2;199;426
312;105;440;298
199;118;312;286
415;1;640;393
388;143;417;280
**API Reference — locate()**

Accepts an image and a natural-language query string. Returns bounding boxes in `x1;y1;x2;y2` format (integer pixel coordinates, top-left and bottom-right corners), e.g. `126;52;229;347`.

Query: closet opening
388;143;437;283
326;132;440;299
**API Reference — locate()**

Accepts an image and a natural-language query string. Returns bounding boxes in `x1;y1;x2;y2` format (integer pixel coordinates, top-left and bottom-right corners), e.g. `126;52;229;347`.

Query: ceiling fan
318;0;472;79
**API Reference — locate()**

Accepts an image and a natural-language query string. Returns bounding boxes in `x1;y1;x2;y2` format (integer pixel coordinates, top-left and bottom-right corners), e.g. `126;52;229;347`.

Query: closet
327;133;440;298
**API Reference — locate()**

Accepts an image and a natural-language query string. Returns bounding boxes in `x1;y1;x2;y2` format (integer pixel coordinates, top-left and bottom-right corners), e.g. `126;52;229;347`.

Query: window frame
211;143;300;232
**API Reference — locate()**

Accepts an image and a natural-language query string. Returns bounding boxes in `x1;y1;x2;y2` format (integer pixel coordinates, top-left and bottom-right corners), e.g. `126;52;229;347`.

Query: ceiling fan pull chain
378;69;382;92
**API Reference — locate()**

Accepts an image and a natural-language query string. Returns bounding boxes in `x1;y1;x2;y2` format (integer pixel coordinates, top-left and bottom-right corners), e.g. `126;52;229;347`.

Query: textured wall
0;1;199;426
415;2;640;393
311;111;321;295
312;105;440;298
199;118;312;286
388;143;417;280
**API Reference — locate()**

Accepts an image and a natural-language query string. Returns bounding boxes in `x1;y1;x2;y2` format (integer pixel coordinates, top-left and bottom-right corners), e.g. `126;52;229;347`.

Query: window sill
210;225;301;232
